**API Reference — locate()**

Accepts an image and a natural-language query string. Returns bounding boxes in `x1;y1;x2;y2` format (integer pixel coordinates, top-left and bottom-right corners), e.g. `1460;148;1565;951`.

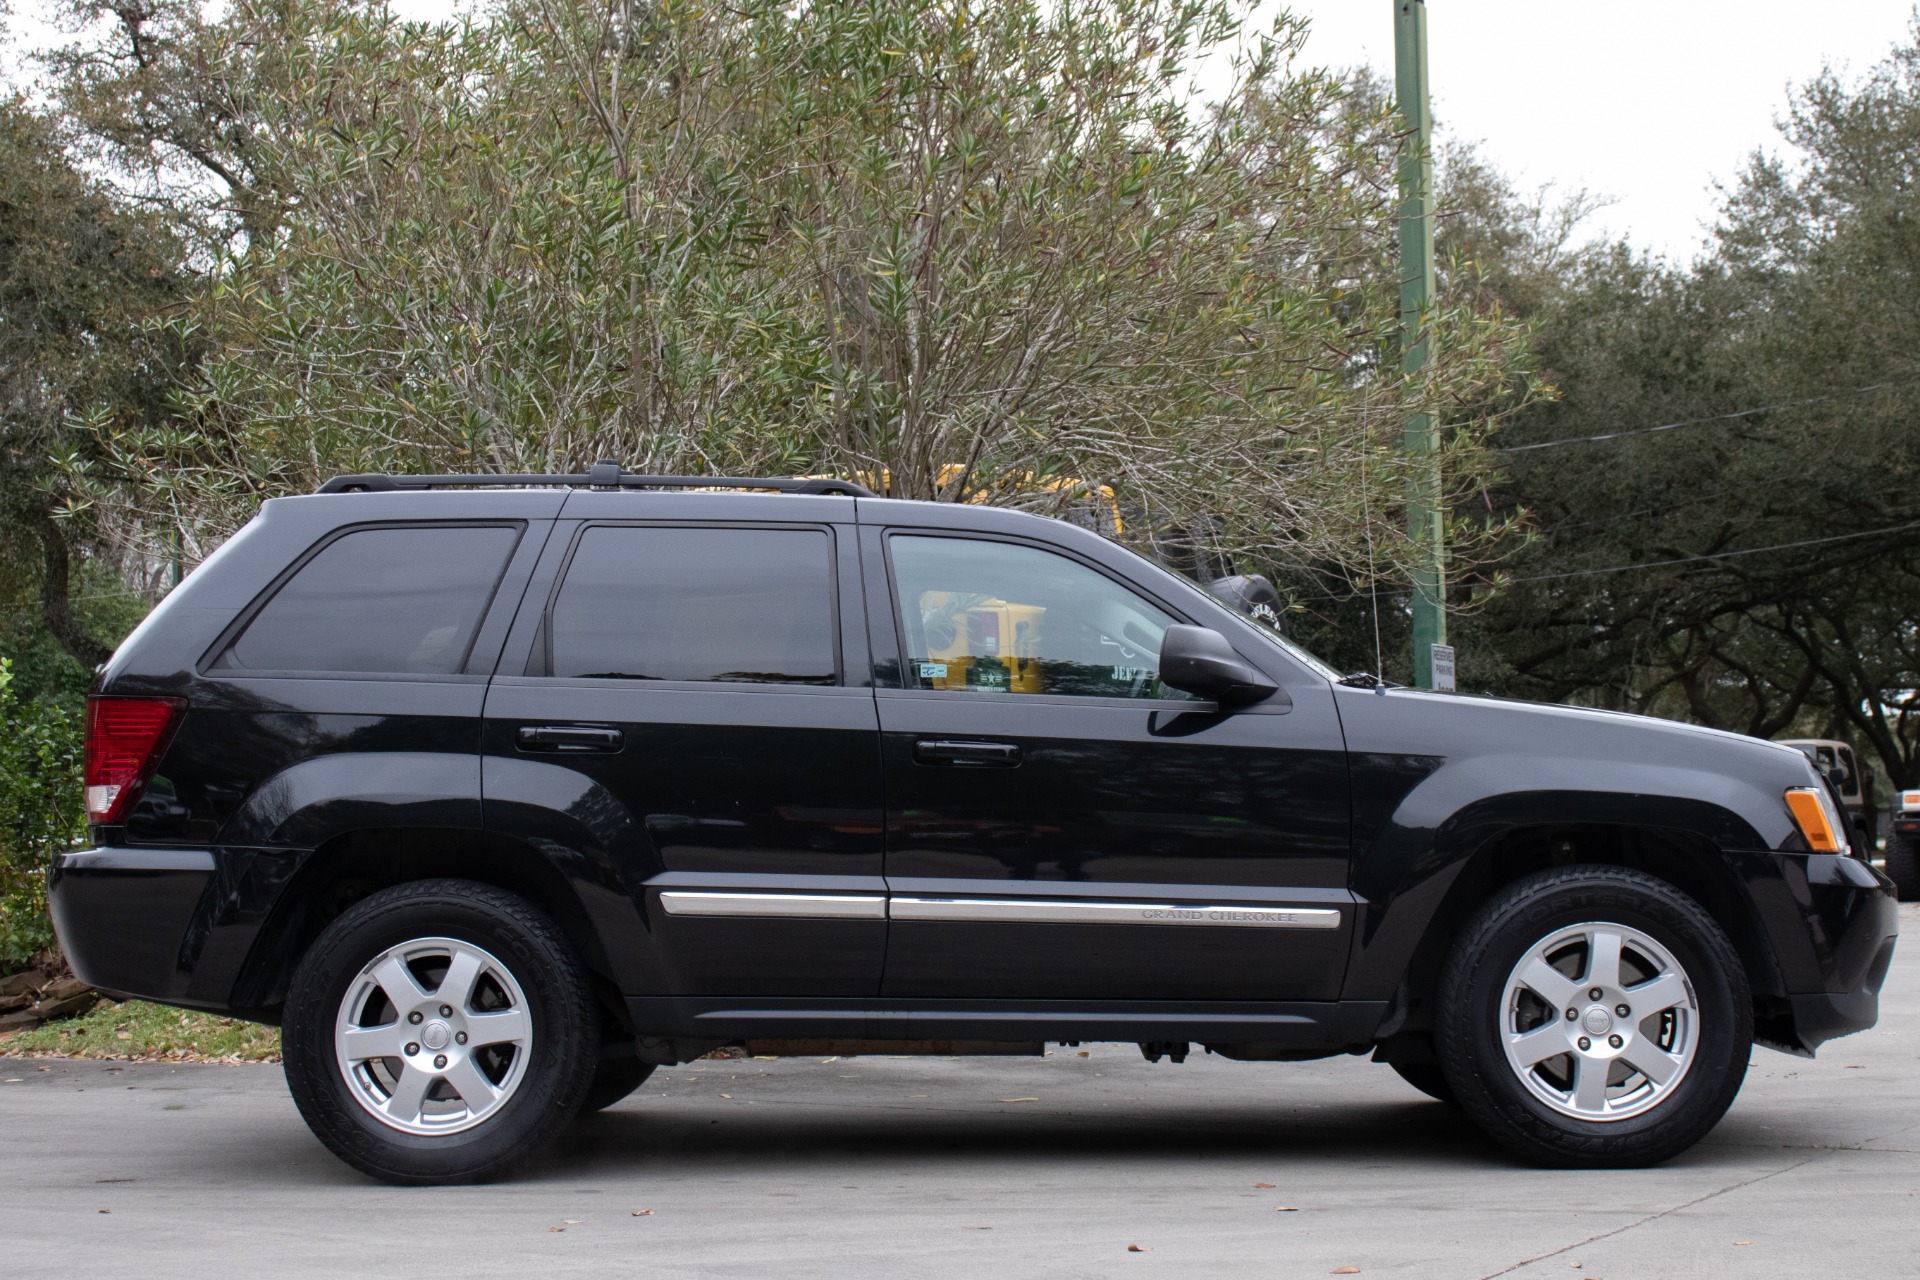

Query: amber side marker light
1784;787;1846;854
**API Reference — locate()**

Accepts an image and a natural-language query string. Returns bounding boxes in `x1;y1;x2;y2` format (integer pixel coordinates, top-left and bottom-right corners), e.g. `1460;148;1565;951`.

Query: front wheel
1436;865;1751;1168
283;879;601;1184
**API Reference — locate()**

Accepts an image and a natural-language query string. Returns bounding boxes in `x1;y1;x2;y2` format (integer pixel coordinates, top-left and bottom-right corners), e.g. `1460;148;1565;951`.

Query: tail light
84;696;186;825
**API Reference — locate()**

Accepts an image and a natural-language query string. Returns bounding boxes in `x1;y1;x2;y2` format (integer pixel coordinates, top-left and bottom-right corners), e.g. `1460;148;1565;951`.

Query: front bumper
1761;852;1899;1054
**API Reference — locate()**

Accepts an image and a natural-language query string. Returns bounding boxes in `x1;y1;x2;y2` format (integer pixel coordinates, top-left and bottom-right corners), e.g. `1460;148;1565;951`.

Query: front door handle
913;739;1022;768
517;725;624;753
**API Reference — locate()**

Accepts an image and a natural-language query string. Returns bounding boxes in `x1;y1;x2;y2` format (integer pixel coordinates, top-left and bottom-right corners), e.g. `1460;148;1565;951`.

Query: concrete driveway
5;903;1914;1279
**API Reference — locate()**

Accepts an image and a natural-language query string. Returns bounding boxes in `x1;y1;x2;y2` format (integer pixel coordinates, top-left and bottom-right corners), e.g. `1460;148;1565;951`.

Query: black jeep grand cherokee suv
52;467;1898;1184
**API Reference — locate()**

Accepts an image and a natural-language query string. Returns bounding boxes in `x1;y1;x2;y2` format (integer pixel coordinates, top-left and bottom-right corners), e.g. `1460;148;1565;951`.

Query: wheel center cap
421;1020;452;1051
1582;1006;1614;1037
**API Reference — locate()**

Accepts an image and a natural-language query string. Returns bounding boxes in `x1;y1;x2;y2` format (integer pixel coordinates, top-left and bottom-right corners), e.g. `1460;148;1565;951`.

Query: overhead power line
1295;518;1920;604
1497;378;1912;453
1500;519;1920;585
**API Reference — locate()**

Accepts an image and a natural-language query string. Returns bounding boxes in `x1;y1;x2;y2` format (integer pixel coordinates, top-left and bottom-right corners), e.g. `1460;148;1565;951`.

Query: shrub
0;658;86;971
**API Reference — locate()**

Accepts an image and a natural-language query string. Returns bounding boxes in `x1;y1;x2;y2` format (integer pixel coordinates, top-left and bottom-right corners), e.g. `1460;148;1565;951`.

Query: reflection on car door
868;530;1353;1002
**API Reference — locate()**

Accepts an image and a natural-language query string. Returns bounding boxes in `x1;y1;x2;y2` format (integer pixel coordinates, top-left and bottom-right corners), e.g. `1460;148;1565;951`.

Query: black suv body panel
50;488;1898;1055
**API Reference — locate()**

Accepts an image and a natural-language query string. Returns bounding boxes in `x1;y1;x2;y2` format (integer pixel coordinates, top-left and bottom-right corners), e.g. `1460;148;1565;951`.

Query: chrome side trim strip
888;897;1342;930
658;891;887;920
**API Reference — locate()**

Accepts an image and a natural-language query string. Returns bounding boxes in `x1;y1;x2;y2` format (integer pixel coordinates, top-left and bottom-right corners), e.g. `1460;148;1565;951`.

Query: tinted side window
888;535;1190;699
548;526;836;685
222;525;520;675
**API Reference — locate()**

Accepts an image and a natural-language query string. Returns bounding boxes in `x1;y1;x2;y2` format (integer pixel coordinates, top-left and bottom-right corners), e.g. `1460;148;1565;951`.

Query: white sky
8;0;1916;263
1281;1;1919;262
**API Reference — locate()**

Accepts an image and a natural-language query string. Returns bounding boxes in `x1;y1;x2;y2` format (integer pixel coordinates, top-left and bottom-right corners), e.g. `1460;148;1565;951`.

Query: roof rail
316;460;877;498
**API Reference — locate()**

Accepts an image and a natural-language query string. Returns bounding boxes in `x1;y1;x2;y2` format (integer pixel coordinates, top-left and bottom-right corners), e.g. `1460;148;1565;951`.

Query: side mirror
1158;625;1278;706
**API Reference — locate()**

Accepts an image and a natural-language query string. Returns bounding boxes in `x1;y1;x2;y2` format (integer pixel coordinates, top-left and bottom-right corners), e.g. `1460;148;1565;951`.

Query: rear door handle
912;739;1022;767
517;725;624;753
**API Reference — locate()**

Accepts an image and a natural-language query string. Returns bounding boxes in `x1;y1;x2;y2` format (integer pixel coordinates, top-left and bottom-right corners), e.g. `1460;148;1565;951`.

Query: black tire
1388;1058;1458;1106
283;879;600;1185
1885;832;1919;902
581;1056;656;1113
1435;865;1751;1169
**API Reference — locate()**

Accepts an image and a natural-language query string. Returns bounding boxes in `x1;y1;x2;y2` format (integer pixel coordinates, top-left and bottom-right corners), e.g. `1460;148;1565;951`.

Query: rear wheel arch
229;828;619;1020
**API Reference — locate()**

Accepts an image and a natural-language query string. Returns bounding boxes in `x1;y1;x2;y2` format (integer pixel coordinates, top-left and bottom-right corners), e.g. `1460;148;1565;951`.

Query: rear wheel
283;879;600;1184
1885;832;1919;902
1436;865;1750;1168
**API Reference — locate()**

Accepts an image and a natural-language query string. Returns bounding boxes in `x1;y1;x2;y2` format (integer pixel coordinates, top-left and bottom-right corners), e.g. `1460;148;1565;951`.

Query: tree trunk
37;520;111;670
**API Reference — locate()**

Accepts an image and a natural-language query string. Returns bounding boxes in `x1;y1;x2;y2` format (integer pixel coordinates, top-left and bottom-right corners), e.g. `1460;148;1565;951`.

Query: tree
1462;26;1920;787
0;97;188;677
54;0;1536;586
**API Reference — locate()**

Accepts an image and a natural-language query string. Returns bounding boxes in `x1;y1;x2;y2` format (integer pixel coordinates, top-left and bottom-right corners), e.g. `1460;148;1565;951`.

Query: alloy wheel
1497;921;1698;1122
332;936;533;1136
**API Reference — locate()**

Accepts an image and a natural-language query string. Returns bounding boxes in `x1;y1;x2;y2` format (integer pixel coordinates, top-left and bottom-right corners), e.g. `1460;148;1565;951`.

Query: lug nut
408;1011;423;1025
1608;1034;1624;1048
440;1005;452;1018
1589;988;1604;1001
1566;1009;1578;1021
1578;1037;1591;1051
455;1032;468;1045
405;1042;419;1056
1616;1004;1631;1018
434;1054;448;1069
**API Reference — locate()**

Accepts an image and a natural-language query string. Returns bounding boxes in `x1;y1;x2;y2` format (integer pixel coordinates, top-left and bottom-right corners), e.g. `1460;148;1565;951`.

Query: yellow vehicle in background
801;465;1124;539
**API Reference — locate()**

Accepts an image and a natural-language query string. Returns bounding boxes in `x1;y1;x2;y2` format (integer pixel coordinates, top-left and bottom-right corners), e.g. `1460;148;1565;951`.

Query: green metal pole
1395;0;1446;689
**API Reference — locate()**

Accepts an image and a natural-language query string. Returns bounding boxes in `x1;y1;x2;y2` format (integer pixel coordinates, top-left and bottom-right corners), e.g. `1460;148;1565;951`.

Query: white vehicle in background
1887;786;1920;901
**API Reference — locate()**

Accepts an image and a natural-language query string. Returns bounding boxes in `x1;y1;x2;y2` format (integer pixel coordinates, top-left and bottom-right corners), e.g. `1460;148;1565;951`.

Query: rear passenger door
481;507;886;1000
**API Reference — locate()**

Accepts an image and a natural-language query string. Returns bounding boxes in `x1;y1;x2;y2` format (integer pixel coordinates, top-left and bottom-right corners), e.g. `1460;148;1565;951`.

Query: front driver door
870;530;1353;1003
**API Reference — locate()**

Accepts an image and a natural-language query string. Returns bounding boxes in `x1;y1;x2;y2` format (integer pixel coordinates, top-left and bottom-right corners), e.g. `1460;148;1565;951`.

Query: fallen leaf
631;1210;653;1217
720;1094;733;1099
964;1226;993;1230
1332;1269;1360;1275
910;1094;929;1098
98;1209;110;1214
1275;1206;1300;1212
999;1097;1039;1103
1253;1182;1275;1189
1127;1244;1147;1253
1077;1051;1090;1057
548;1227;565;1233
1734;1241;1751;1246
563;1220;580;1225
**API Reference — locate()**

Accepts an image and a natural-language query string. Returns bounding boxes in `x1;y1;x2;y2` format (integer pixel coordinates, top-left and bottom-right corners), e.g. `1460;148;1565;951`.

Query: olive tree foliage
0;97;187;673
53;0;1534;580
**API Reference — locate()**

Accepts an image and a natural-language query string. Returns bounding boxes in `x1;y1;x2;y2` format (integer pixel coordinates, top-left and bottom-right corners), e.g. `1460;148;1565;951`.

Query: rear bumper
48;846;303;1013
50;848;217;1002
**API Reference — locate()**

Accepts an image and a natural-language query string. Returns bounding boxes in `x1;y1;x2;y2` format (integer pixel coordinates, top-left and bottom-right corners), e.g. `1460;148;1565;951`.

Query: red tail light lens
84;696;186;824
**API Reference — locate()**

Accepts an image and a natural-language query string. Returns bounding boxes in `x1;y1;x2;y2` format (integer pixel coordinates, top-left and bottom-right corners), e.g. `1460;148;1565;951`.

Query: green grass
0;999;281;1062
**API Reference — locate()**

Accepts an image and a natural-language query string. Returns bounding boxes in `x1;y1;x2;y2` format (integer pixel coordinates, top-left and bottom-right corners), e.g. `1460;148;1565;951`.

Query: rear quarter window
215;524;521;675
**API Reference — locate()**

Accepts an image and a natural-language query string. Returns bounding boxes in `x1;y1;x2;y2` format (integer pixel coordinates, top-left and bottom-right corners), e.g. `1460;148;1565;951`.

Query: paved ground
4;904;1914;1280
